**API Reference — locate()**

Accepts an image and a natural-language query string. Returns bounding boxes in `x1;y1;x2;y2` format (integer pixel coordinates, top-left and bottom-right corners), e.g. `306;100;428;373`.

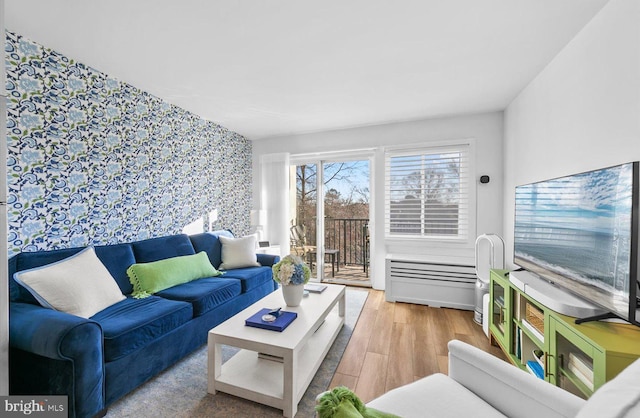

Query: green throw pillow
316;387;400;418
127;252;222;298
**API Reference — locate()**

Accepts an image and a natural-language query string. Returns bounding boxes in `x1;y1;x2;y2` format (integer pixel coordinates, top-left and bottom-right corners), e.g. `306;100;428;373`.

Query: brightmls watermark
0;397;67;417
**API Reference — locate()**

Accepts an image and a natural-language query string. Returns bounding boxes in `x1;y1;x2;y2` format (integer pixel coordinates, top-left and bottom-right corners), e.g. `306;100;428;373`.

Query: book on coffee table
304;283;327;293
245;308;297;332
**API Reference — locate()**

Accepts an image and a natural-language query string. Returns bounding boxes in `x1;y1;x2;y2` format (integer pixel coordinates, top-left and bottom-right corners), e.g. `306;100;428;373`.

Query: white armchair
363;340;640;418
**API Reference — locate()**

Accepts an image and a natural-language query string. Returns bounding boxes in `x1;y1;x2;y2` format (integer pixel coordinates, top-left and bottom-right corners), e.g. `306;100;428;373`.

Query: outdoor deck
312;263;371;287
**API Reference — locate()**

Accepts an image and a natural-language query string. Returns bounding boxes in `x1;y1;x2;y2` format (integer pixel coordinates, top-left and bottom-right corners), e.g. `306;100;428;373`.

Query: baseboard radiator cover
385;258;476;310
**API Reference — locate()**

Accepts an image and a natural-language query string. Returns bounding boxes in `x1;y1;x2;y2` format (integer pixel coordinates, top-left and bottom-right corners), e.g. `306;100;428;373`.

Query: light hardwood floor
330;288;506;403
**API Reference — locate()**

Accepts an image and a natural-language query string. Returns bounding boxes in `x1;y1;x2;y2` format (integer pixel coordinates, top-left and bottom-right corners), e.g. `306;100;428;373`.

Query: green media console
489;269;640;399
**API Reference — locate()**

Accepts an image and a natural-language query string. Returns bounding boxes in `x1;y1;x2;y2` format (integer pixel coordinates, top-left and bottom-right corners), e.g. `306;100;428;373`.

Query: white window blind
385;144;471;240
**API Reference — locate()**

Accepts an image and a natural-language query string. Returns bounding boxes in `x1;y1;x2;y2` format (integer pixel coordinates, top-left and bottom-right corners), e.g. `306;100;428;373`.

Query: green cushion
316;387;400;418
127;251;222;298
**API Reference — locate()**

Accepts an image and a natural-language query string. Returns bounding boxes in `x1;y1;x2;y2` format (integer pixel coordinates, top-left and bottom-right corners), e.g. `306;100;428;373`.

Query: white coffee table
207;284;345;417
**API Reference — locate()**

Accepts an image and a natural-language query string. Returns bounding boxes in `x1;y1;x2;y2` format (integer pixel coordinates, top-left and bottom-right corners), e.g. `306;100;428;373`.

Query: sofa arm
575;357;640;418
448;340;585;418
10;302;105;418
257;253;280;267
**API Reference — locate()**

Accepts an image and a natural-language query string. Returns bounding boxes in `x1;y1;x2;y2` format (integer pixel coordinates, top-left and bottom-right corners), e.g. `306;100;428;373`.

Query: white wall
252;111;504;289
503;0;640;267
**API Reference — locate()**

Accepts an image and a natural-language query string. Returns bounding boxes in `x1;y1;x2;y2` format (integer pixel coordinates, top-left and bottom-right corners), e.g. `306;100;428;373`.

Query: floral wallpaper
5;32;252;254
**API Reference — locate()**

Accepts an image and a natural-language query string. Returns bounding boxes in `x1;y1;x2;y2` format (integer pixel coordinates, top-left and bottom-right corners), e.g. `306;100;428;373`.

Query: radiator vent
388;259;476;284
385;258;477;310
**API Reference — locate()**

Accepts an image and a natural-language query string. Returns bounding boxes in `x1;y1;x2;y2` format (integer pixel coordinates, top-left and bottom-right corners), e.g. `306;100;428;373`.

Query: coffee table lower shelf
209;310;344;416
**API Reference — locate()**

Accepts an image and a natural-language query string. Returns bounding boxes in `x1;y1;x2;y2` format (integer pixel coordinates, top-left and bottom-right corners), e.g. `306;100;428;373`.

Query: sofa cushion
91;296;193;362
219;235;260;270
221;266;274;293
366;373;507;418
576;358;640;418
127;252;222;298
94;243;136;294
189;230;233;269
156;277;242;317
132;234;195;263
13;247;126;319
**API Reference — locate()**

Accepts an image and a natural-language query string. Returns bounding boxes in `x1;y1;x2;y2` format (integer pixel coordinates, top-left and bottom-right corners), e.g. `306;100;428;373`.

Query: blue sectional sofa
8;231;279;418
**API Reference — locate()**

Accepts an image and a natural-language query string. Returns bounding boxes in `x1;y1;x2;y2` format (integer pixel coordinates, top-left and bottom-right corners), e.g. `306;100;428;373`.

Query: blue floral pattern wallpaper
5;32;252;254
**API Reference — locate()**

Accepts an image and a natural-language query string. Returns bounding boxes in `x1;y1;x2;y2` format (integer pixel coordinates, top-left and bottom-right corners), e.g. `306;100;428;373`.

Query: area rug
106;288;368;417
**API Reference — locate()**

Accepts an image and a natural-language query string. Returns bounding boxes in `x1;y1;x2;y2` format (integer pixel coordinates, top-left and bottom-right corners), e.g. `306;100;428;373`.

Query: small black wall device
480;175;490;184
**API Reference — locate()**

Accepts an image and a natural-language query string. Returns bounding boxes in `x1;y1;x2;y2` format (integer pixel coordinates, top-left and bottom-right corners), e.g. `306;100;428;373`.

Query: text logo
0;397;67;417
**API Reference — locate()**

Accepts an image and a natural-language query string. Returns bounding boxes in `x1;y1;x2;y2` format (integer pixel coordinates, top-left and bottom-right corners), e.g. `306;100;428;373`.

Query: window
385;143;472;240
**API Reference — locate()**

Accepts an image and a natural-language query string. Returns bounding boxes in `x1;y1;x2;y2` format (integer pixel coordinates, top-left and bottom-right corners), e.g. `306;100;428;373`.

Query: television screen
514;162;639;324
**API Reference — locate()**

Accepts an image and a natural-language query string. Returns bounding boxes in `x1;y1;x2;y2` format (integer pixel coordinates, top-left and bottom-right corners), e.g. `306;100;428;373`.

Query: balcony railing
324;218;369;268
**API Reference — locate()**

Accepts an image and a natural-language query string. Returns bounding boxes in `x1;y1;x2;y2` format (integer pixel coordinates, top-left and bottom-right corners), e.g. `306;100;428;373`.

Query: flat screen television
514;162;640;325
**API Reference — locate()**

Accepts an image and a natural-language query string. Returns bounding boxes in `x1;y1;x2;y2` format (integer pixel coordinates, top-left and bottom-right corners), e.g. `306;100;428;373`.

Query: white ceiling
5;0;609;140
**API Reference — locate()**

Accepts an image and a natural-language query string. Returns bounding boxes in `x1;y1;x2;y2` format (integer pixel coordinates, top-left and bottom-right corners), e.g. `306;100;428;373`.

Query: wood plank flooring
331;288;506;403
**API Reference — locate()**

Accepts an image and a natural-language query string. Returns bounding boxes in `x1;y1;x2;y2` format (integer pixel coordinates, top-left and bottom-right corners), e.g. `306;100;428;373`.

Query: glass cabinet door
548;317;603;399
489;272;510;348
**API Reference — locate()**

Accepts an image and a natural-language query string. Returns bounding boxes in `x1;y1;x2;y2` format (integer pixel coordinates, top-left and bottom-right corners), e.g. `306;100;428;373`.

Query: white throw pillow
14;246;126;318
218;235;260;270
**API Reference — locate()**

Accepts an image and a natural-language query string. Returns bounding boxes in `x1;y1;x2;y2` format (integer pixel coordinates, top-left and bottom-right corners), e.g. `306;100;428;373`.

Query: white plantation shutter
385;144;472;240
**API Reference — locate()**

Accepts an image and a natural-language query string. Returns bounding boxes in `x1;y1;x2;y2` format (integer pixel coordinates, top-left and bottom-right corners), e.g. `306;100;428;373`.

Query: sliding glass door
290;156;371;285
290;163;318;276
